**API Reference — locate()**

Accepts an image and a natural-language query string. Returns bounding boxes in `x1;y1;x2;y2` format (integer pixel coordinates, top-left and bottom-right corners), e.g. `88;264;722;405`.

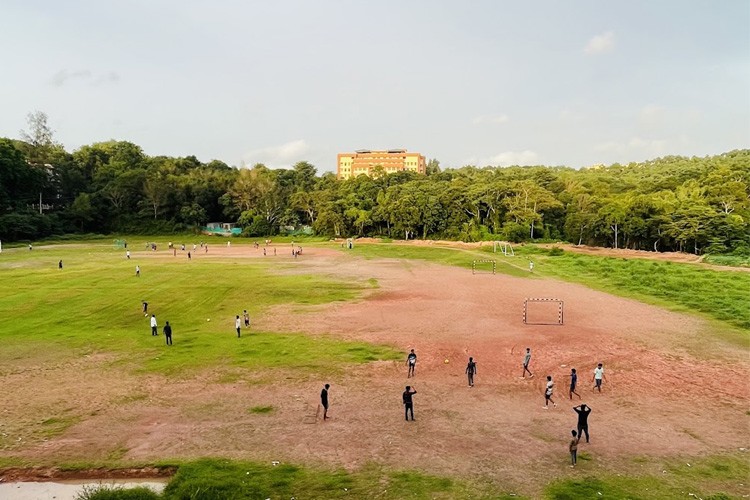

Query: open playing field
0;238;748;499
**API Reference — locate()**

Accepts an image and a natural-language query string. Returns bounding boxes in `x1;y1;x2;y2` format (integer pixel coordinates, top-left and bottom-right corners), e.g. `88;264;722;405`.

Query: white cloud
242;139;310;168
466;150;539;167
472;114;509;125
49;69;120;87
584;31;615;55
49;69;92;87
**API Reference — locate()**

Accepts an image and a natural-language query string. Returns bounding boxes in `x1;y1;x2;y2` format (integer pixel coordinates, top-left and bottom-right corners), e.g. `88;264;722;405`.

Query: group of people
234;310;251;337
144;308;173;346
319;346;605;466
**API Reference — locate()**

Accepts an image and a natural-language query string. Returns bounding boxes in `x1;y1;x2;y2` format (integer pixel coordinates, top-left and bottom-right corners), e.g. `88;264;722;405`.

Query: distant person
58;260;63;270
181;244;185;251
320;384;330;420
150;315;158;336
403;385;417;421
205;244;208;253
543;375;557;409
569;430;579;467
521;347;533;378
243;310;250;327
529;261;534;272
163;321;172;346
135;265;140;277
573;404;591;443
142;301;148;316
569;368;581;400
28;243;32;251
593;363;606;392
263;248;266;256
193;244;197;251
466;357;477;387
187;251;191;260
235;315;241;337
407;349;417;378
227;241;231;248
273;247;276;256
126;250;130;259
173;248;177;256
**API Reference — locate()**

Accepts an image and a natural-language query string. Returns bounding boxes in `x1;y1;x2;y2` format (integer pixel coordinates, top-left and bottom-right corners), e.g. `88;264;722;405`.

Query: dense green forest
1;115;748;254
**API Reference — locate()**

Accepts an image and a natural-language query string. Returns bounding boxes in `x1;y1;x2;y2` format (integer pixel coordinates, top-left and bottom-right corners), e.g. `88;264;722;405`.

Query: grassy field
1;238;748;499
0;240;401;376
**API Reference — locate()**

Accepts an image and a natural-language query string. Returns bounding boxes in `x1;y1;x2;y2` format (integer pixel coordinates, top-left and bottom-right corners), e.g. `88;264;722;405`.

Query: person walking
150;315;158;336
569;368;581;400
543;375;557;408
406;349;417;378
135;265;140;277
243;310;250;327
163;321;173;346
521;347;533;378
235;315;241;338
320;384;330;420
403;385;417;421
593;363;607;392
466;357;477;387
573;404;591;443
569;430;579;467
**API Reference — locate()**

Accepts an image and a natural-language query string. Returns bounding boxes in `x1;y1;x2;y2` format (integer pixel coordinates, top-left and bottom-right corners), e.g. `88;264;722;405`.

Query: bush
548;246;565;256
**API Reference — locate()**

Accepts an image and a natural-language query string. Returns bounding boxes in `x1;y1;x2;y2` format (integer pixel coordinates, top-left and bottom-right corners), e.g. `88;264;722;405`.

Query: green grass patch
0;242;401;376
545;454;748;499
704;254;750;267
248;405;275;414
160;458;508;499
76;484;161;500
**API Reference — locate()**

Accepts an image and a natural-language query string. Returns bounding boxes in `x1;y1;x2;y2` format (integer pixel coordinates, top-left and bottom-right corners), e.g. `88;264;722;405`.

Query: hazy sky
1;0;748;172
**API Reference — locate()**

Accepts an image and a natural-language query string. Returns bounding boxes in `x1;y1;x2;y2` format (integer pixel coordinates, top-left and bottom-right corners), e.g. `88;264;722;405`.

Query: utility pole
39;192;42;214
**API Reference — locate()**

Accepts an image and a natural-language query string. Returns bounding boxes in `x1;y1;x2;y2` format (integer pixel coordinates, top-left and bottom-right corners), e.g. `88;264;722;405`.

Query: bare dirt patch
2;246;748;495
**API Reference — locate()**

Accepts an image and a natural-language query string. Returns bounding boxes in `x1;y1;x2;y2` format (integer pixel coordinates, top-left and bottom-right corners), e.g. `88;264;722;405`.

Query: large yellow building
337;149;426;180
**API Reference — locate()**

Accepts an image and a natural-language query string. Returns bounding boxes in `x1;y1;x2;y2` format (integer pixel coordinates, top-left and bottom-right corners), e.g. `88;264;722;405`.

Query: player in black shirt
320;384;330;420
403;385;417;421
466;357;477;387
163;321;172;346
573;404;591;443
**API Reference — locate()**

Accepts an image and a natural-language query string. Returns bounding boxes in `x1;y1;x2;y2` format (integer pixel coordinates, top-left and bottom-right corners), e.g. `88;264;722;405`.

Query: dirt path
1;247;748;494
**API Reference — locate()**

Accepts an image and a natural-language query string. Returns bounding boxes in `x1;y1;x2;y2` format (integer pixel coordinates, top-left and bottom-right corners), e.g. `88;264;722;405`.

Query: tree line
1;113;748;254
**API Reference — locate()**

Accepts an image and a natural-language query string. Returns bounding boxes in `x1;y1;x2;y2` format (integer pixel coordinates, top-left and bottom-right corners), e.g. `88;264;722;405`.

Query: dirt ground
1;243;748;494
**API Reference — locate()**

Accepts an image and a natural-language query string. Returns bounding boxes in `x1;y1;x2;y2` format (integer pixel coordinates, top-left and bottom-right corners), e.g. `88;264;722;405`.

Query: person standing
243;310;250;327
573;404;591;443
569;368;581;400
529;261;534;272
150;315;158;336
135;265;140;277
58;260;63;270
406;349;417;378
403;385;417;421
521;347;533;378
126;250;131;259
235;315;241;337
163;321;173;346
187;251;191;260
142;301;148;316
320;384;330;420
543;375;557;408
593;363;606;392
466;357;477;387
569;430;579;467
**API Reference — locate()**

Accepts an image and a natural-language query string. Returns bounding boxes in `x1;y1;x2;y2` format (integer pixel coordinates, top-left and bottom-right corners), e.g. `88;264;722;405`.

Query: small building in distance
337;149;426;180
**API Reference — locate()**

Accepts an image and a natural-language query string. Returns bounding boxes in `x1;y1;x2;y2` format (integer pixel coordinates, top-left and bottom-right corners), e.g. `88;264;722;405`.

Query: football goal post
493;241;514;256
472;259;496;275
523;298;564;325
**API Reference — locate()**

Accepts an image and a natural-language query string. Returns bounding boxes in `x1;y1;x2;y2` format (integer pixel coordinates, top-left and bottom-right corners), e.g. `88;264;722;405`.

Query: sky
1;0;748;172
